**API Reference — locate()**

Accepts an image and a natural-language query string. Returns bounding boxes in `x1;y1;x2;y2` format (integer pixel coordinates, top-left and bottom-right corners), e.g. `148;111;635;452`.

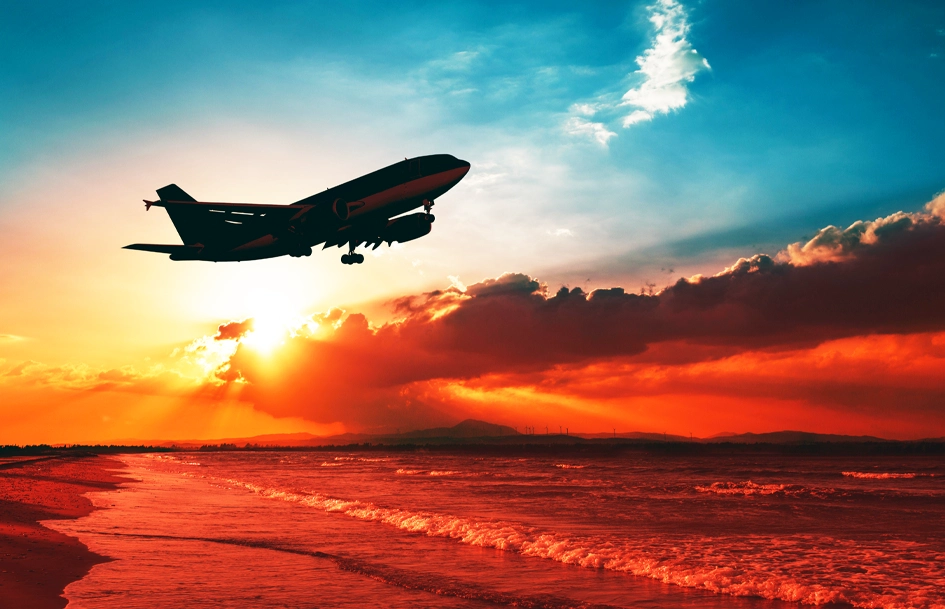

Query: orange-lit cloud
207;198;945;436
3;198;945;441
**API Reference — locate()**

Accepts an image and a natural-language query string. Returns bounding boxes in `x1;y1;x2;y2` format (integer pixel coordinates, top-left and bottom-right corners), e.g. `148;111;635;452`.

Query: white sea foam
212;475;942;609
428;470;459;476
697;481;792;496
395;468;423;475
554;464;585;469
694;480;841;499
842;471;933;479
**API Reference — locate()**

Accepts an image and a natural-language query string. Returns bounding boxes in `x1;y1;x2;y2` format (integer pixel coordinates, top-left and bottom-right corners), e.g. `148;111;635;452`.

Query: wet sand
0;454;126;609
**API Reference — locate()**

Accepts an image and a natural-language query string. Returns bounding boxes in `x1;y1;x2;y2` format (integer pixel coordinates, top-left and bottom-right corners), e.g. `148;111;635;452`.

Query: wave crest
212;476;937;609
842;471;930;479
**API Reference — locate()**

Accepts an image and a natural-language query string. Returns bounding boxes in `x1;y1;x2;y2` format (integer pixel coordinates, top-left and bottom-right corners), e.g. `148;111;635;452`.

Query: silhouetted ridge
395;419;520;439
706;431;889;444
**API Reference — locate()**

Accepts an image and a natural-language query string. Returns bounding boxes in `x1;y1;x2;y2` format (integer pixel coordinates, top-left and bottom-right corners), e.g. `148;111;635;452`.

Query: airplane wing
122;243;204;260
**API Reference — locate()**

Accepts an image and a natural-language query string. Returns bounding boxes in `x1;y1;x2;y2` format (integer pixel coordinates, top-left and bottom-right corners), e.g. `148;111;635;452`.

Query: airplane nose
457;159;471;174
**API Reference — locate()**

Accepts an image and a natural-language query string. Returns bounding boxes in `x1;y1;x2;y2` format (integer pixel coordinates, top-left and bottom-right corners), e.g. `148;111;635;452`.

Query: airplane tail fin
156;184;196;202
154;184;202;244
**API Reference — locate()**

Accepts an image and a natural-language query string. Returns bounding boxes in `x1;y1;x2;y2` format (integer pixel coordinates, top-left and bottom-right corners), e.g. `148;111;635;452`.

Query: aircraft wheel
303;247;312;257
354;253;364;264
341;254;351;265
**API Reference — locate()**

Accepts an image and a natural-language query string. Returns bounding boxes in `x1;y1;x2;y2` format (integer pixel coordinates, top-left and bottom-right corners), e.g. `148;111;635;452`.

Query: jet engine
382;213;433;244
332;198;350;221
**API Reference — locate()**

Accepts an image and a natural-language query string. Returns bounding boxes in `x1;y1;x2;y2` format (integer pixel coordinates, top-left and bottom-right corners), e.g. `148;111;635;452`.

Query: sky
2;0;945;443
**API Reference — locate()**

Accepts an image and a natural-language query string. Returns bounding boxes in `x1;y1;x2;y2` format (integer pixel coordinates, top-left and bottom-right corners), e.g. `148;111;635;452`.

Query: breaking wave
554;464;585;469
91;531;625;609
842;471;933;479
694;481;831;498
212;476;940;609
396;468;461;476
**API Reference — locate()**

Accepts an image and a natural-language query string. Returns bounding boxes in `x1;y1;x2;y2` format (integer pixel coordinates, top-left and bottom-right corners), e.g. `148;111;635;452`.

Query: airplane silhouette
124;154;470;264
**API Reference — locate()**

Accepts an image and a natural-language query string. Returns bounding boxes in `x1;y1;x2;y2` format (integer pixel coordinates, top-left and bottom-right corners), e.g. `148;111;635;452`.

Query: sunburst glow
241;316;289;354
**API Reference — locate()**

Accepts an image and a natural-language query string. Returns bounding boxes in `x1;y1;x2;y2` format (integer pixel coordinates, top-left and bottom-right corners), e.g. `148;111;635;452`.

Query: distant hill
704;431;890;444
140;419;519;448
393;419;519;439
119;423;932;450
579;432;691;442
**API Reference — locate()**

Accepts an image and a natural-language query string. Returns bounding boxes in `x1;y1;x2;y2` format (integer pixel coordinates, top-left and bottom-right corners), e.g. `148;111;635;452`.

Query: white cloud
566;0;710;142
622;110;653;127
447;275;467;291
571;103;599;117
565;117;617;146
620;0;711;119
548;228;574;237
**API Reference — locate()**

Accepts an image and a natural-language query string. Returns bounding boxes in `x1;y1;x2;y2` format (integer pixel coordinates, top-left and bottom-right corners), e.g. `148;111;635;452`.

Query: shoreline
0;454;128;609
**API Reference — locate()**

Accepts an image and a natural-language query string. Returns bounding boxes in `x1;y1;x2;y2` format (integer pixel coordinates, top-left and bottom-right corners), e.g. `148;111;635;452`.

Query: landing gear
423;198;435;221
290;245;312;258
341;241;364;265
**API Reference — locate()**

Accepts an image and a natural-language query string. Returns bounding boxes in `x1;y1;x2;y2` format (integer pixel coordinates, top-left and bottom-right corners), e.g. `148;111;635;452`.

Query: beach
0;455;126;609
44;450;945;608
2;449;942;608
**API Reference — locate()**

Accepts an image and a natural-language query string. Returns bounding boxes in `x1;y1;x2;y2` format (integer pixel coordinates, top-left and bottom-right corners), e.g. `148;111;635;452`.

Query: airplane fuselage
125;154;470;264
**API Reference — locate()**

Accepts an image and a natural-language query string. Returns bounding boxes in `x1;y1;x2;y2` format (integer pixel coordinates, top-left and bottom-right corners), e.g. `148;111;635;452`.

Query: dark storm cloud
215;319;254;341
220;199;945;425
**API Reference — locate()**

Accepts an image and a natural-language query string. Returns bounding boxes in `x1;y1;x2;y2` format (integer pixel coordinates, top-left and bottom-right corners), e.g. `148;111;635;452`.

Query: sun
241;316;288;354
238;296;308;355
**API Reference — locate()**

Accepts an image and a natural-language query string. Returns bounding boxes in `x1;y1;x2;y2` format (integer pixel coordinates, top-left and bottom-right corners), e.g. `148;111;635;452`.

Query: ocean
46;450;944;609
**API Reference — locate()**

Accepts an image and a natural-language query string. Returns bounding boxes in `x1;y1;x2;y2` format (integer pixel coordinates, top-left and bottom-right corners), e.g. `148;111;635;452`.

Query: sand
0;454;126;609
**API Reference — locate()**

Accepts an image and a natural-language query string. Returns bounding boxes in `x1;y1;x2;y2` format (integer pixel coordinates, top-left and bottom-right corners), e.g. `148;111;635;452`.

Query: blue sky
3;0;945;317
5;1;945;442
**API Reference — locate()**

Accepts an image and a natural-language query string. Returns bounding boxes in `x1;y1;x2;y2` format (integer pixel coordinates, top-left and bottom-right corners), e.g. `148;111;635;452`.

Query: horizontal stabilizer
156;184;196;202
123;243;202;258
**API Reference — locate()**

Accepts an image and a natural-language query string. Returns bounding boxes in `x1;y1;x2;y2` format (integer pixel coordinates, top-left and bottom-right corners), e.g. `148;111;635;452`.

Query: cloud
7;196;944;438
619;0;711;121
0;358;192;394
622;110;653;127
927;190;945;218
548;228;574;237
215;319;254;341
204;196;945;433
0;333;27;343
781;194;945;266
564;117;616;146
566;0;710;142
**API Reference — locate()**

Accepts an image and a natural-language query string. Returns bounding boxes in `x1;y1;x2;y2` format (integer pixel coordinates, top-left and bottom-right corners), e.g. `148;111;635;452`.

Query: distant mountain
122;424;916;449
578;431;691;442
140;419;519;448
705;431;890;444
392;419;519;439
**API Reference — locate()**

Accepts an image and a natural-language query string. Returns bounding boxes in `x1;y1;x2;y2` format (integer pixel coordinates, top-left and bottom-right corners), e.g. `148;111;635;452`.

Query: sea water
47;450;944;608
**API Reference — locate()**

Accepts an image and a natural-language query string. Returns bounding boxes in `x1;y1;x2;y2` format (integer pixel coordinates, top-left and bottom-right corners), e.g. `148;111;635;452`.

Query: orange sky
3;193;945;443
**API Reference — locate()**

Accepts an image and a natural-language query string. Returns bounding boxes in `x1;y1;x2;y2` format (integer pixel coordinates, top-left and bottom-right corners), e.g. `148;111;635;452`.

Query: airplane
124;154;470;264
